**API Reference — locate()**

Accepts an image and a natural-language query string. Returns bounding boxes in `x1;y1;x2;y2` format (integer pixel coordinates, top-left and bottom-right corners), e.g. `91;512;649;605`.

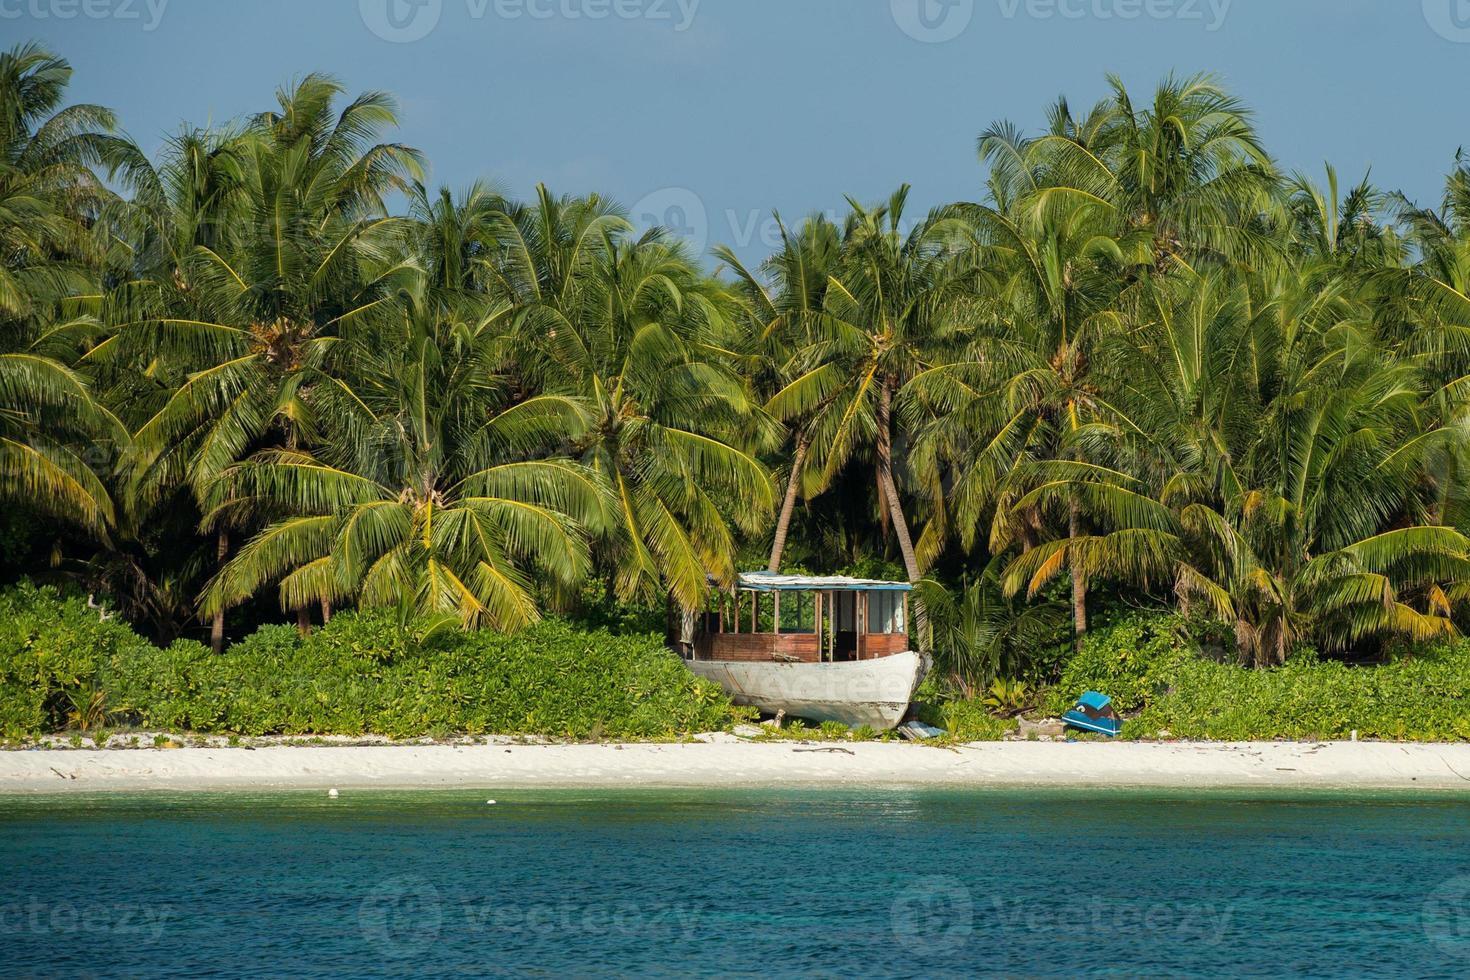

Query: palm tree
0;336;123;533
917;558;1070;691
0;42;138;318
201;284;605;629
1174;511;1470;666
0;42;132;532
716;214;843;572
112;75;423;644
405;180;511;301
1002;481;1470;667
914;176;1144;640
126;74;423;490
1097;72;1279;268
976;73;1278;273
1285;164;1400;270
487;187;775;611
785;187;970;591
995;242;1470;663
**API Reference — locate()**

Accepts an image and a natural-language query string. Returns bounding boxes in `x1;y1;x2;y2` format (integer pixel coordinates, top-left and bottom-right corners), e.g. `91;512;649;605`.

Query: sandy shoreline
4;737;1470;793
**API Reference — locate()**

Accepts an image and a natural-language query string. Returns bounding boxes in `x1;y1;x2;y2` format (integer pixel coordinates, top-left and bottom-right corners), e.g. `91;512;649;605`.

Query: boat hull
685;651;927;730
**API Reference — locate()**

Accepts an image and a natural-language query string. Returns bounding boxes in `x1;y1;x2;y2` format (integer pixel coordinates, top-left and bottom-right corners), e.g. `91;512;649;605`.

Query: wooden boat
680;572;927;730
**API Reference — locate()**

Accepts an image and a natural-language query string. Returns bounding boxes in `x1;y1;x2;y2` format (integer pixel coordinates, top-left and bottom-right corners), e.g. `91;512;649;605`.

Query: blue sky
13;0;1470;266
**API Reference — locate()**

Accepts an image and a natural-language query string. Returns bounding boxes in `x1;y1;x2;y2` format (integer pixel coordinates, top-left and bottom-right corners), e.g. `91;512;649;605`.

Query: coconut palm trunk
1064;379;1089;644
876;381;920;582
877;380;928;649
210;530;228;653
1068;496;1088;645
767;432;810;573
664;591;696;653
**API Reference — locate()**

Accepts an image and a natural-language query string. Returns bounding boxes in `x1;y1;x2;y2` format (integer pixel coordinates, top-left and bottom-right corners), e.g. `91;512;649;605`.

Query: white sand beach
4;737;1470;793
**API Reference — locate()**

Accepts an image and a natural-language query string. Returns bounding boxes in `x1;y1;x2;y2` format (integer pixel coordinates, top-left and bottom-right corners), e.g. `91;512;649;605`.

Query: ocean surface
2;788;1469;978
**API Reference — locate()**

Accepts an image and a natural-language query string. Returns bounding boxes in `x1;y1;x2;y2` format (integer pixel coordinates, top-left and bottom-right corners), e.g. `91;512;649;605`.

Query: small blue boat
1062;691;1122;737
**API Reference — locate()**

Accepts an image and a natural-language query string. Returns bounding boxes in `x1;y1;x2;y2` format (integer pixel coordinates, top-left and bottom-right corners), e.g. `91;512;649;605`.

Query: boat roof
735;572;913;593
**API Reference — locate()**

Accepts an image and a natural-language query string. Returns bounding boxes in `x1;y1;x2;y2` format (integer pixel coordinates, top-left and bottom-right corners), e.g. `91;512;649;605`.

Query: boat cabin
692;572;912;664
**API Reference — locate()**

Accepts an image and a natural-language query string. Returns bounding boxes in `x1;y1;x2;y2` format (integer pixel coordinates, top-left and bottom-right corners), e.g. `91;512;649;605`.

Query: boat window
777;591;814;633
866;591;905;635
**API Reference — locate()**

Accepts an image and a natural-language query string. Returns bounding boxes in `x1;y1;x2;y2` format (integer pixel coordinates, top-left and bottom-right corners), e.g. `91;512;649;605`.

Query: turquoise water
2;789;1469;978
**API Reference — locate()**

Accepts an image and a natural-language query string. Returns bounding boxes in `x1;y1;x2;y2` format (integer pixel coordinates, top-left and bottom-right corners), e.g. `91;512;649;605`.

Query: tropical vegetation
0;582;738;740
1040;611;1470;742
7;43;1470;735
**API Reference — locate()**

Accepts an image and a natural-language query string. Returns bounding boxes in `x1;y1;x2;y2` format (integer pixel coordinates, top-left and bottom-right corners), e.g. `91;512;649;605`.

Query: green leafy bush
0;582;156;738
914;676;1018;741
1132;646;1470;741
1041;613;1195;716
1041;612;1470;741
111;612;737;739
565;583;665;636
1;585;739;740
929;698;1018;741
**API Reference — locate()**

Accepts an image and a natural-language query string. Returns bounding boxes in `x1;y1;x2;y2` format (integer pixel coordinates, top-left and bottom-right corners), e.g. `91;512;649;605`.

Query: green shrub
414;616;736;739
0;582;156;738
912;684;1016;741
1041;613;1195;716
1040;612;1470;741
565;582;665;636
114;611;737;739
931;699;1017;741
1132;644;1470;741
0;586;740;740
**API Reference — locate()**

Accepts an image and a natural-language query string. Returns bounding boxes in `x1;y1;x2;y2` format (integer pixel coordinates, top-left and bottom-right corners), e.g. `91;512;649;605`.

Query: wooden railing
693;631;910;663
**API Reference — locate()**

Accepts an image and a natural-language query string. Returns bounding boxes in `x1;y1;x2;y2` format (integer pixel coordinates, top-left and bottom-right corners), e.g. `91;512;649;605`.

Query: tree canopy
7;44;1470;673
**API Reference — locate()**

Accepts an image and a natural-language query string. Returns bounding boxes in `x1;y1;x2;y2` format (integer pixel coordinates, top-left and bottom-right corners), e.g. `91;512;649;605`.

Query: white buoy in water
328;788;339;798
486;799;496;805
